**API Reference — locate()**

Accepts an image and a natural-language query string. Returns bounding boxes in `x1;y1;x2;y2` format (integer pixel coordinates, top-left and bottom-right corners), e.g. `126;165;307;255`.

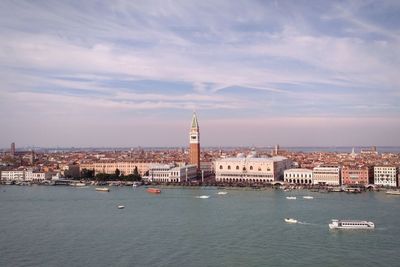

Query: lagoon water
1;186;399;267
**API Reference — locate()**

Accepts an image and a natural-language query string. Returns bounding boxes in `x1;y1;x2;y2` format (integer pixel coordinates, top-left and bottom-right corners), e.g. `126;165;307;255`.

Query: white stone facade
215;156;292;184
374;166;398;187
1;170;25;182
284;168;313;184
145;164;197;183
25;170;52;182
313;165;341;185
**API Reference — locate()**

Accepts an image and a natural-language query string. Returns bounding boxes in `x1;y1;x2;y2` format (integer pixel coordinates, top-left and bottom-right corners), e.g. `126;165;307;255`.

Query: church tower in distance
189;112;200;171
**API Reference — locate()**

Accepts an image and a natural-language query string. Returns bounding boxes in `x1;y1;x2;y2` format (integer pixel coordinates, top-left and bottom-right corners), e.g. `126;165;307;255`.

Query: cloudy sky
1;0;400;148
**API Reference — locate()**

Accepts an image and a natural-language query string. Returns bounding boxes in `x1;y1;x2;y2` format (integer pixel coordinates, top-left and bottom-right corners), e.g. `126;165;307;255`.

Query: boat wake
297;221;318;226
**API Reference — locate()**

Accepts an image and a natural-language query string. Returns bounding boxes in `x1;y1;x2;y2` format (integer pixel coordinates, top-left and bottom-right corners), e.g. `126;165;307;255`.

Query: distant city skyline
1;1;400;147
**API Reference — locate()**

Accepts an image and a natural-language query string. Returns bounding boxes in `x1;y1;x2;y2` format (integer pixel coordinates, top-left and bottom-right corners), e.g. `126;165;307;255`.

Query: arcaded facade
215;156;291;184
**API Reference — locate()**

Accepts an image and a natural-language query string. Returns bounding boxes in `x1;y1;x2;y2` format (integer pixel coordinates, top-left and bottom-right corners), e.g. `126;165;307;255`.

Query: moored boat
329;219;375;230
217;191;227;195
117;205;125;209
386;190;400;195
286;196;296;200
70;182;86;187
303;196;314;199
147;188;161;194
196;195;210;199
96;187;110;192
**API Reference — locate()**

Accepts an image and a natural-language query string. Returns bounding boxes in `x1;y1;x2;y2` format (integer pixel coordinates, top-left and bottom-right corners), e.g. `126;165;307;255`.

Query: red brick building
341;166;373;186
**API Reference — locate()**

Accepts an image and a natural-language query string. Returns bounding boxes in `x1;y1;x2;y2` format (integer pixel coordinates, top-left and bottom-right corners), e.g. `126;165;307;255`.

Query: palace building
215;155;292;184
189;112;201;171
284;168;313;184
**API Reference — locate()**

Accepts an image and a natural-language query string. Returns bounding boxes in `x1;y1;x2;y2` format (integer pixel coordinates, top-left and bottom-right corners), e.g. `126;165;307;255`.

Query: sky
1;0;400;148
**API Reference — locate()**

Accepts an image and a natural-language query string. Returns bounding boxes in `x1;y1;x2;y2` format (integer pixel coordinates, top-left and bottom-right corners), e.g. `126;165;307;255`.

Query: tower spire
191;112;199;129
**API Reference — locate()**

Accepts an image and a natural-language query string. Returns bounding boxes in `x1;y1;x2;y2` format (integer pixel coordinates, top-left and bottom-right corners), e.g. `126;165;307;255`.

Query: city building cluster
1;114;400;188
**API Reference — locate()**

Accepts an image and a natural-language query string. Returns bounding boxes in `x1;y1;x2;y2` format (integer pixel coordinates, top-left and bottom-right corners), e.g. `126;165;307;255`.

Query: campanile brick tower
189;112;200;170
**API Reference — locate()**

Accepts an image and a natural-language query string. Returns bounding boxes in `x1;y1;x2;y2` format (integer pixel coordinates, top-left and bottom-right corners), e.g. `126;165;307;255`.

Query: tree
81;168;95;179
95;173;111;181
115;168;120;177
134;166;139;176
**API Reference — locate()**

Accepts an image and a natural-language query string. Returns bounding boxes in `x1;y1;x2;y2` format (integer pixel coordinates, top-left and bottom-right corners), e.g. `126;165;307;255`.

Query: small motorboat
286;196;297;200
147;188;161;194
303;196;314;199
117;205;125;209
284;218;298;224
196;195;210;199
96;187;110;192
217;192;228;195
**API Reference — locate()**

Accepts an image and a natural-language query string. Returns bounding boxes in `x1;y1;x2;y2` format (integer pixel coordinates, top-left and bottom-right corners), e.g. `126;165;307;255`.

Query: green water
0;186;399;267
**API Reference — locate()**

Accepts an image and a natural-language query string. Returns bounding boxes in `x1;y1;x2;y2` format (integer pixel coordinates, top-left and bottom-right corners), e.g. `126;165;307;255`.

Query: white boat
286;196;297;200
196;195;210;199
117;205;125;209
95;187;110;192
132;182;141;188
217;192;227;195
303;196;314;199
70;182;86;187
386;190;400;195
329;219;375;230
284;218;298;223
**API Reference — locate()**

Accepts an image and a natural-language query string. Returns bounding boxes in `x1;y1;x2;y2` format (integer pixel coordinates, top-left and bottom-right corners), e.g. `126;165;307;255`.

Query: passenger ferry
329;219;375;230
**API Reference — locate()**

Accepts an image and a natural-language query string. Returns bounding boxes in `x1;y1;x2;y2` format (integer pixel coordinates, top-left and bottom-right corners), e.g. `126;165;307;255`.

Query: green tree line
80;167;142;181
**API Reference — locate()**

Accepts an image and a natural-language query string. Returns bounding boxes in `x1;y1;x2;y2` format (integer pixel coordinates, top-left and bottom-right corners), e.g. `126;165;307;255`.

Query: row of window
375;178;397;181
218;178;273;183
375;174;397;177
285;179;312;184
285;173;312;178
218;174;273;178
219;165;270;171
152;178;180;182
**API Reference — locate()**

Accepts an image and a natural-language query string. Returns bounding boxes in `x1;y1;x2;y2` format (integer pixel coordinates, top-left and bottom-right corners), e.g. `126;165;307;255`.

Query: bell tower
189;112;200;170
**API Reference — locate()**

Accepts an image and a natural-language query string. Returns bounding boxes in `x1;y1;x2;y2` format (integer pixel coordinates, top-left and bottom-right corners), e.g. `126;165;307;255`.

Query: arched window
258;167;262;171
228;165;231;170
243;167;246;171
236;166;239;170
219;165;223;170
250;166;253;170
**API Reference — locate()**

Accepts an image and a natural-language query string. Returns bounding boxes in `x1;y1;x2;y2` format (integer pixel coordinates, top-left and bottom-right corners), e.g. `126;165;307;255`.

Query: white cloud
0;0;399;146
